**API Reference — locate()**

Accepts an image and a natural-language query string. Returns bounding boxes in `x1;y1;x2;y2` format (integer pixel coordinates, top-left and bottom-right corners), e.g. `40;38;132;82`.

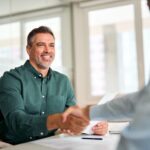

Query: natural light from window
88;4;138;96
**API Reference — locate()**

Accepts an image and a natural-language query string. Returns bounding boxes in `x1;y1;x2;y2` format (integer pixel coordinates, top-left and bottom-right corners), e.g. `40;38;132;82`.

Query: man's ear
26;45;31;55
148;0;150;10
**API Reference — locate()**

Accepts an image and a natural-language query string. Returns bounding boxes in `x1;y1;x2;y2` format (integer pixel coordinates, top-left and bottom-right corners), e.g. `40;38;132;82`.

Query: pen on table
81;137;103;140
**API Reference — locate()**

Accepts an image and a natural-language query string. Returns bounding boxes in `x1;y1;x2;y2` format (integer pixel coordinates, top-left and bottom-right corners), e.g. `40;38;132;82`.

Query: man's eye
50;44;55;48
37;43;45;46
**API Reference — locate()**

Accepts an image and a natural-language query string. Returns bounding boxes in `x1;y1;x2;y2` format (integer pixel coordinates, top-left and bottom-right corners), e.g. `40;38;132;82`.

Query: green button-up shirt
0;60;76;144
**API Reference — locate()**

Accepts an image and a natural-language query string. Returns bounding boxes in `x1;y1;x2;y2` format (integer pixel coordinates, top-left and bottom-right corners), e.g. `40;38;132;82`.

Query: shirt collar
24;60;51;79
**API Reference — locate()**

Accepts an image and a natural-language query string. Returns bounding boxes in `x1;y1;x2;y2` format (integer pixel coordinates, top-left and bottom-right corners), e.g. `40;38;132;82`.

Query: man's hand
92;121;108;135
46;110;89;135
57;105;90;135
60;114;89;135
61;106;108;135
62;105;90;123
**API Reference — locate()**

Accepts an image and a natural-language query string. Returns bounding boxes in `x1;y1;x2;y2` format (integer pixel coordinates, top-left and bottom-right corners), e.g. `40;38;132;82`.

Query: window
88;4;138;96
73;1;144;104
0;22;20;60
142;0;150;84
0;22;21;76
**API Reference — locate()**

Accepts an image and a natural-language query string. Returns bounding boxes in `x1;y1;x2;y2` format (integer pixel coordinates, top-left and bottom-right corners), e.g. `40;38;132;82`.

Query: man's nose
44;45;50;52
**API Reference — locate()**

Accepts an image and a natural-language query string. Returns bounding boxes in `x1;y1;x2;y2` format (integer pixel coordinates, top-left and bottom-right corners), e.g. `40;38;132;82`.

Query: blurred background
0;0;149;105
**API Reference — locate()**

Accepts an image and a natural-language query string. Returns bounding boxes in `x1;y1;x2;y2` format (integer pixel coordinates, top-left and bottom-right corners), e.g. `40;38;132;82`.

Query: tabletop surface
3;133;120;150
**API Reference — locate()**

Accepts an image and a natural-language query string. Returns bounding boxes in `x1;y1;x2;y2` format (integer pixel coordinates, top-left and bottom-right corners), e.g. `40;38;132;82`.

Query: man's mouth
41;54;51;61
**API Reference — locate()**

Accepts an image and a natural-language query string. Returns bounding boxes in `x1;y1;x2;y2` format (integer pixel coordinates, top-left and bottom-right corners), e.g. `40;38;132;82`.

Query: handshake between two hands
59;106;108;136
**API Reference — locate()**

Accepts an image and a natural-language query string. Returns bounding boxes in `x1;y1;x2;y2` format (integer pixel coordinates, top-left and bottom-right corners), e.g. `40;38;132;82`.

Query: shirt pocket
46;95;66;114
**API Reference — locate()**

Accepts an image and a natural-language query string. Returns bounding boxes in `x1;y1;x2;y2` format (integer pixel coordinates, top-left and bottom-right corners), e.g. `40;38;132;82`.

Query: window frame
73;0;145;105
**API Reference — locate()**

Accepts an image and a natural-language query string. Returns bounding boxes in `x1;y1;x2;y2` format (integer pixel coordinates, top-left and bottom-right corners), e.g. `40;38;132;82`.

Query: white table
3;121;129;150
3;133;120;150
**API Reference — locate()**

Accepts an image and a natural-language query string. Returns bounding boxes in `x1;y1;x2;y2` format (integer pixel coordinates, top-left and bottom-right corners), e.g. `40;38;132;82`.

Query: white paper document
98;92;118;105
82;121;99;134
109;122;129;134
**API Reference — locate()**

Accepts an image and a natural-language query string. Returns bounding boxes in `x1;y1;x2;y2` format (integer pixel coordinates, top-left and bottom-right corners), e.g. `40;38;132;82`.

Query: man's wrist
82;105;90;119
46;113;62;130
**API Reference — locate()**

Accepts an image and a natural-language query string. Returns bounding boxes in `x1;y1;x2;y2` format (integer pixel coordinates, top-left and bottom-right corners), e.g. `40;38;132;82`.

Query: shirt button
34;76;36;79
42;95;45;98
39;74;42;77
29;136;32;140
41;111;45;115
40;132;44;136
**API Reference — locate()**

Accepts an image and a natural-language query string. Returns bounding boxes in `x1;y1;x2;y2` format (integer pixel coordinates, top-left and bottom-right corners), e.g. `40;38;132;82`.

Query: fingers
62;106;80;123
71;114;89;125
60;105;90;135
62;107;74;123
62;108;73;123
92;121;108;135
67;115;89;134
61;129;74;135
60;114;89;135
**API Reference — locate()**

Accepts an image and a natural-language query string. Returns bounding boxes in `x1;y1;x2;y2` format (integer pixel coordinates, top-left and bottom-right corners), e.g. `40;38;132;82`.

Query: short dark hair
27;26;55;47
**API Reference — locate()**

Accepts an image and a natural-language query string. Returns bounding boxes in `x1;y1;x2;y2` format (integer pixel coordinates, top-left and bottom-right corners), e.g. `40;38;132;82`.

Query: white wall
0;0;61;16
